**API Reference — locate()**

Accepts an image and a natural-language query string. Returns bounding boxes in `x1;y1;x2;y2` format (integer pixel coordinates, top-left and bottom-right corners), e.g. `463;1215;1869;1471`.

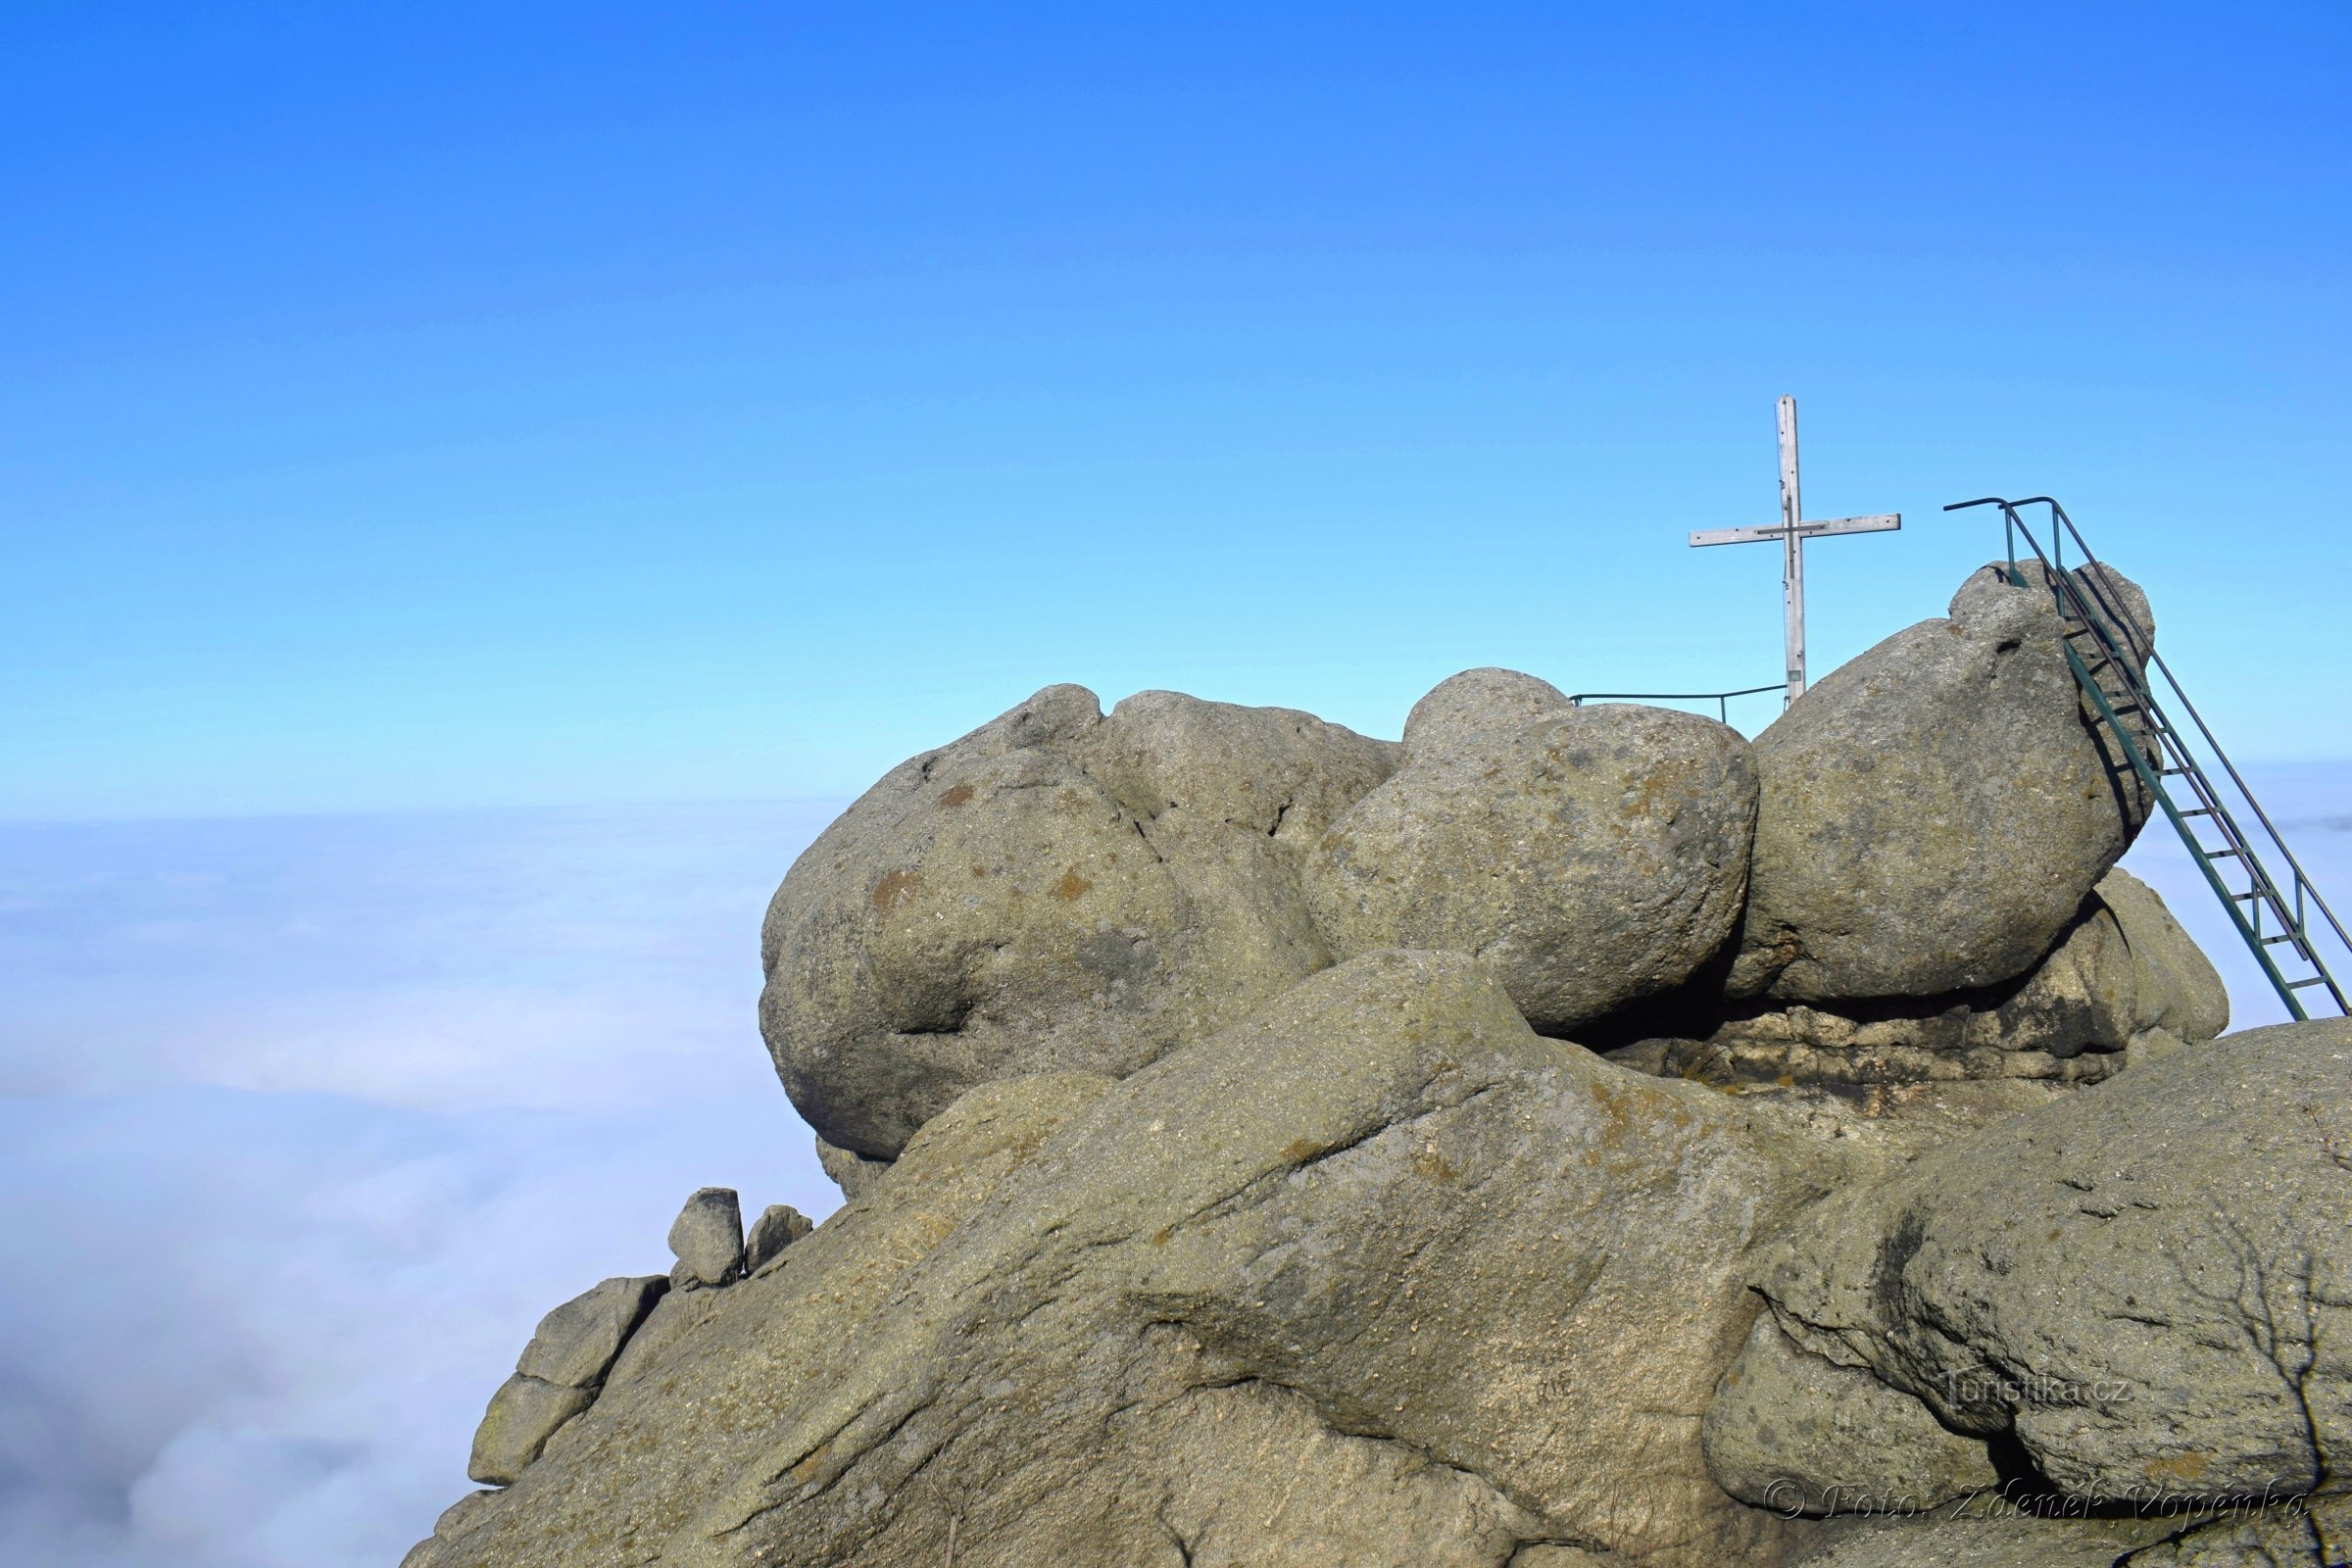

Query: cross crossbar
1689;396;1900;706
1689;514;1901;548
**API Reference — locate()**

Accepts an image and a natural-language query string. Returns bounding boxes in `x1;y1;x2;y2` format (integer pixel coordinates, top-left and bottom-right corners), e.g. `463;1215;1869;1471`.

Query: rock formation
407;560;2352;1568
1302;670;1758;1032
759;685;1396;1159
1730;564;2156;1002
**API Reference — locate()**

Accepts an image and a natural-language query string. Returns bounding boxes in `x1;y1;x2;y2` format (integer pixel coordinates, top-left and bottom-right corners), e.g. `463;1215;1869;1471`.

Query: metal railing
1946;495;2349;1019
1568;684;1782;725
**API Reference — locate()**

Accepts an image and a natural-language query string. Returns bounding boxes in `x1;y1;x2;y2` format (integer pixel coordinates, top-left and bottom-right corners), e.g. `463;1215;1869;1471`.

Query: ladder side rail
2027;498;2162;669
2038;526;2339;965
2029;503;2350;956
1999;513;2317;1017
2010;505;2349;1012
2035;508;2352;967
2134;640;2352;962
2063;635;2312;1016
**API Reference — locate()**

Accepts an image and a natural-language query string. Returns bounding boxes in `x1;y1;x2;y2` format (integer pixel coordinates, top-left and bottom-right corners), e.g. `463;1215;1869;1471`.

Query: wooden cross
1689;395;1900;707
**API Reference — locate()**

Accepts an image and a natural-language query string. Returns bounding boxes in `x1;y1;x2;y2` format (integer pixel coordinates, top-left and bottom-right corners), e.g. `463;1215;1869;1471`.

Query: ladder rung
2201;847;2243;859
2180;808;2216;818
2230;891;2263;902
2284;977;2329;990
2262;933;2305;947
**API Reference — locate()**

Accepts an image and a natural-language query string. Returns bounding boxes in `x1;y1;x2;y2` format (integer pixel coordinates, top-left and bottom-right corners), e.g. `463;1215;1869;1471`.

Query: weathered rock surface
1733;566;2154;1002
430;953;1824;1568
667;1186;744;1287
467;1375;595;1487
1749;1018;2352;1507
760;684;1397;1157
2099;867;2230;1044
1305;672;1756;1031
743;1202;811;1274
1703;1311;1996;1516
514;1273;666;1389
1396;665;1578;758
418;554;2291;1568
461;1275;668;1492
1655;868;2226;1087
1788;1514;2182;1568
815;1132;892;1200
2123;1494;2352;1567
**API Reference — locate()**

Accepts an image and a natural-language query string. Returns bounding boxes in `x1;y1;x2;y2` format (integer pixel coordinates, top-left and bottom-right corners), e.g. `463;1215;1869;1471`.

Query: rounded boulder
1732;565;2156;1002
1302;679;1757;1034
760;684;1396;1158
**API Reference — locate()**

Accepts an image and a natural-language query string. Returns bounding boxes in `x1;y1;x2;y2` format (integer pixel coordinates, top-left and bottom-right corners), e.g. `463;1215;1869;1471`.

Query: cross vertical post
1688;396;1901;710
1777;394;1804;704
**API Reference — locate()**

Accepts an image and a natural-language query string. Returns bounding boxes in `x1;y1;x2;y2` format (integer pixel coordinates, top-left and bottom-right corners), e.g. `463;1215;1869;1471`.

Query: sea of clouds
0;802;845;1567
0;772;2343;1566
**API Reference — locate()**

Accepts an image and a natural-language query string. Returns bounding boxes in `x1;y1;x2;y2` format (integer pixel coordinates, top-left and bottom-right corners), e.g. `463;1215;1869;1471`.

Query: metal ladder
1946;496;2348;1020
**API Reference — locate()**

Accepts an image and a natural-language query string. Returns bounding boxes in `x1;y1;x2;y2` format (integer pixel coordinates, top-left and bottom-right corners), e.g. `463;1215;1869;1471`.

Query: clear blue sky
5;1;2348;820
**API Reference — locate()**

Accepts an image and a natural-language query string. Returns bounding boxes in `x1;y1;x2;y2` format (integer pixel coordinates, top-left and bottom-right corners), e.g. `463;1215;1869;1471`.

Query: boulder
1304;673;1757;1032
433;1491;500;1541
1733;564;2157;1001
2097;867;2230;1044
1703;1312;1996;1516
1397;665;1577;759
743;1203;812;1275
397;1490;507;1568
1788;1515;2183;1567
815;1134;892;1200
426;953;1822;1568
760;684;1397;1157
453;1275;671;1503
514;1274;667;1389
1661;869;2226;1088
667;1187;744;1288
2122;1495;2350;1567
1749;1018;2352;1508
467;1375;595;1487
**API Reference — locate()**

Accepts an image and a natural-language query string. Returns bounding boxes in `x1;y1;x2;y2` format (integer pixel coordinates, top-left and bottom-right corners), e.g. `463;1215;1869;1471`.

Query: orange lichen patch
1280;1137;1322;1164
1586;1078;1643;1148
1051;868;1094;903
788;1441;834;1486
937;782;976;809
871;869;925;913
2144;1452;2211;1484
1411;1146;1459;1184
971;864;989;878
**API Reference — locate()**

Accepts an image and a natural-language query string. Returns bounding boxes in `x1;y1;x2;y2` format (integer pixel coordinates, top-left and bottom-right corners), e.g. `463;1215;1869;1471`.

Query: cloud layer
0;802;843;1567
0;776;2341;1566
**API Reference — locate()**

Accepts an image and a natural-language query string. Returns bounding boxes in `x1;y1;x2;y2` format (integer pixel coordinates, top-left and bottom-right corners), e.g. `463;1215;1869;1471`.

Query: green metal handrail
1568;684;1782;725
1946;496;2348;1019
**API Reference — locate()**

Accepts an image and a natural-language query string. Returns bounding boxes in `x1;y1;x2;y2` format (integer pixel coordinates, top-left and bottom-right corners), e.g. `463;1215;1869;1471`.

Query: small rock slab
744;1203;813;1275
667;1186;744;1287
467;1374;594;1486
514;1274;667;1389
1703;1311;1994;1515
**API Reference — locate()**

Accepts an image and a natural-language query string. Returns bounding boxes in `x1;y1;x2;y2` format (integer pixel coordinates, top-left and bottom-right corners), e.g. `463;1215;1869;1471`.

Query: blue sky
2;7;2349;1564
5;1;2349;819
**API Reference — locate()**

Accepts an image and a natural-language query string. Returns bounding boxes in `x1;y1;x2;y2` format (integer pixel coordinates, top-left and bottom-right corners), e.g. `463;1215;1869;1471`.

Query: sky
4;1;2349;820
1;4;2348;1565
